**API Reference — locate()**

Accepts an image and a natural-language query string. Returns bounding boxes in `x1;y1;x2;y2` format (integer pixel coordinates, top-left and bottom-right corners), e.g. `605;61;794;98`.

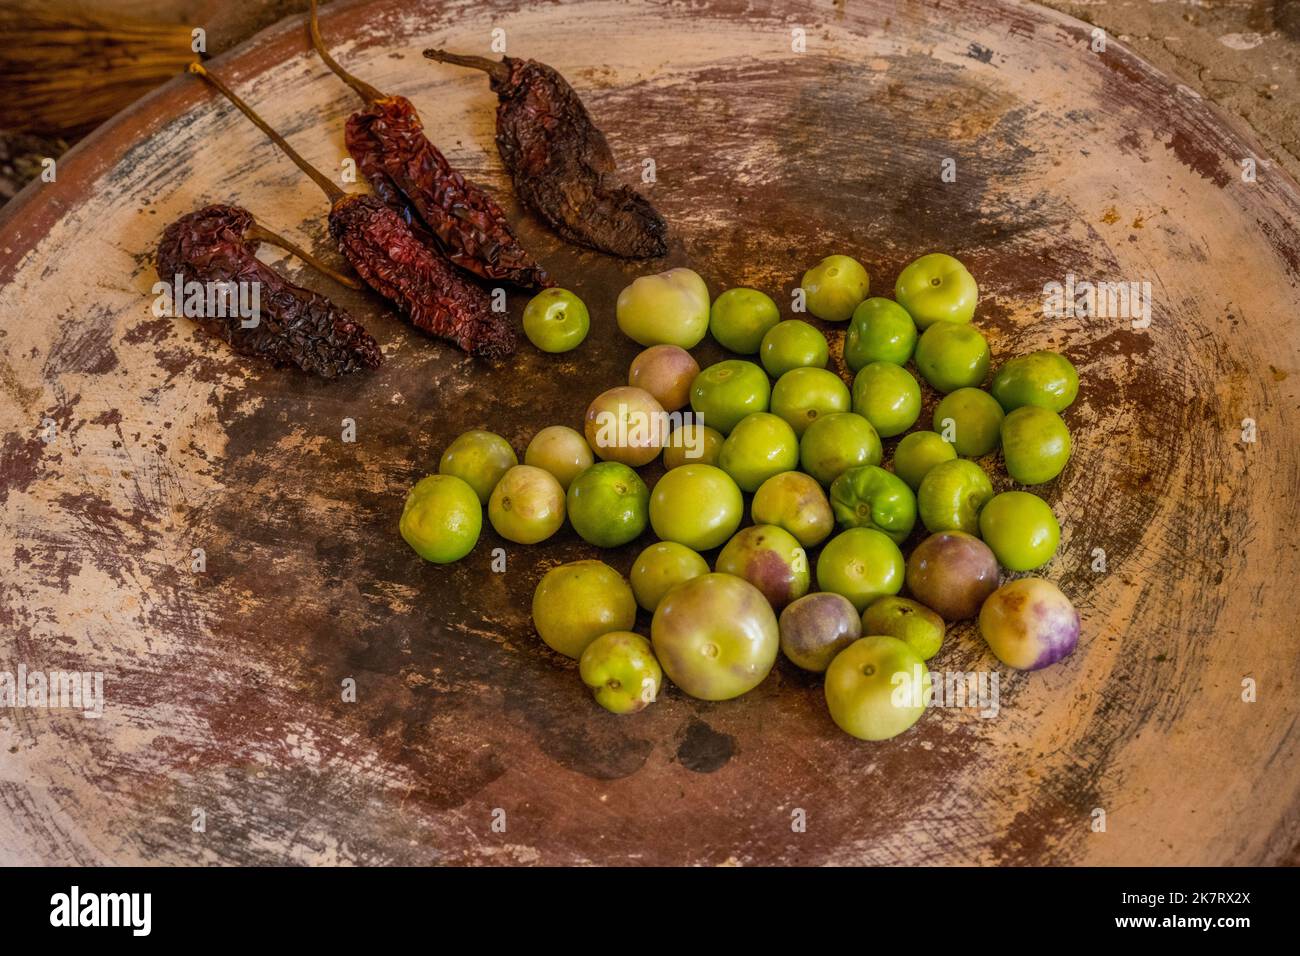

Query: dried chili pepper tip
469;319;518;361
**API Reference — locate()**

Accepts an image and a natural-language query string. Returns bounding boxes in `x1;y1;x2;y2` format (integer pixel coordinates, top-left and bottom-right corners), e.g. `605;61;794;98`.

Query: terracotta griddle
1;0;1298;865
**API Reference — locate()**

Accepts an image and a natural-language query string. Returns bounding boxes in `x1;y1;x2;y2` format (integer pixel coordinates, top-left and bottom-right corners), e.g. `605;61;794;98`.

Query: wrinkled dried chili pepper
309;0;551;290
423;49;668;260
189;63;514;360
156;203;382;377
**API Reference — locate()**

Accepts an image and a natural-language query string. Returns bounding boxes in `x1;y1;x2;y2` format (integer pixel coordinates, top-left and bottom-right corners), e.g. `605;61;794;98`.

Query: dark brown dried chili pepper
155;203;382;377
189;63;515;360
423;49;668;260
309;0;551;290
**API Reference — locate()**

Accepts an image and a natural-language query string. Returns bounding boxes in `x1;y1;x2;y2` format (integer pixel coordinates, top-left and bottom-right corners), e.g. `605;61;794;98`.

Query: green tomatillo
532;560;637;658
917;458;993;536
751;471;835;548
718;412;800;493
932;387;1004;457
399;474;482;564
978;490;1060;571
630;541;710;612
579;631;663;714
891;430;957;491
488;464;566;544
709;287;781;354
760;320;829;378
663;422;724;469
799;412;883;487
616;267;710;348
566;461;650;548
844;297;917;370
991;350;1078;413
824;636;931;740
651;572;779;701
801;254;870;322
439;429;517;504
770;367;852;437
915;321;990;393
524;425;593;491
815;527;905;612
649;464;744;550
829;465;918;544
1001;406;1071;484
851;361;922;438
522;287;590;352
894;252;978;328
860;596;946;661
689;359;771;434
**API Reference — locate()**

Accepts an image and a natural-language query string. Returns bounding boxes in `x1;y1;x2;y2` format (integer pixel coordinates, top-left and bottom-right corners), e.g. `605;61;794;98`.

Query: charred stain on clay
676;718;736;773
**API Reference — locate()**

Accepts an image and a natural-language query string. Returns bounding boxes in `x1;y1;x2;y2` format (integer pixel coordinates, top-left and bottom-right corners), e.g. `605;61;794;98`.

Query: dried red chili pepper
156;203;382;377
424;49;667;260
189;63;514;360
309;0;551;290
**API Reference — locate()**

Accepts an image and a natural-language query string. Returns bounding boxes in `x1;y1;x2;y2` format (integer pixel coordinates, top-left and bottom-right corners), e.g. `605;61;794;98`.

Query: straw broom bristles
0;5;196;134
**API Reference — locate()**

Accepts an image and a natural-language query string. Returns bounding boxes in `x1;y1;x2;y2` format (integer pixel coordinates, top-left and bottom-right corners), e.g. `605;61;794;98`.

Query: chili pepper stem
188;62;345;204
247;221;361;290
422;49;508;83
308;0;385;104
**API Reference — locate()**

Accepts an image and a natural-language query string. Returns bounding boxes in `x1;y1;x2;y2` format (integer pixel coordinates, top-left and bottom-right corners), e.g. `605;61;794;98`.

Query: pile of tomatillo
399;253;1081;741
